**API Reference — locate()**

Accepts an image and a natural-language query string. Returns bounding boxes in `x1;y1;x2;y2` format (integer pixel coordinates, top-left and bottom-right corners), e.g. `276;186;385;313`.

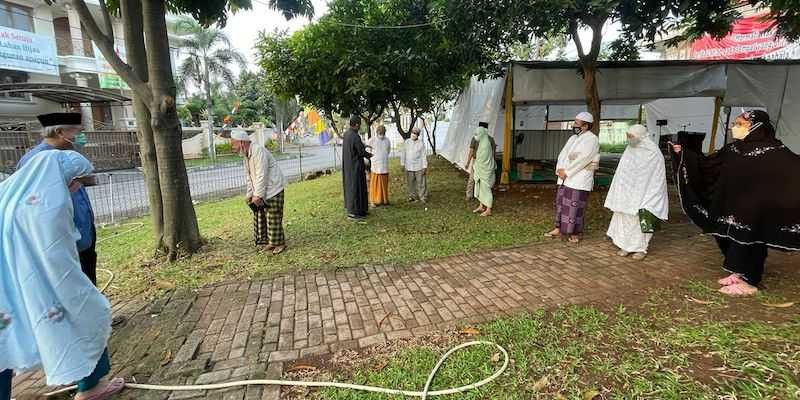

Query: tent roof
512;59;800;70
0;83;130;105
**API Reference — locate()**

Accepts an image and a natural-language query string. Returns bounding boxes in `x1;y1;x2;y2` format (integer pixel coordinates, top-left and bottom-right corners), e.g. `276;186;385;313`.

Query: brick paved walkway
11;223;798;400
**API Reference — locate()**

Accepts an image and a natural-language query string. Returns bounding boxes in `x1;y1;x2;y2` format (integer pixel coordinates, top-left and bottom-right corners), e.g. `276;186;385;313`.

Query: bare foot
719;282;758;296
718;273;744;286
472;206;484;213
480;209;492;217
568;235;580;244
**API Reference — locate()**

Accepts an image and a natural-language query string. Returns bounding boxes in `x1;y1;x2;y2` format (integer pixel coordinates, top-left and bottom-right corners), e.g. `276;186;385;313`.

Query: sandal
719;282;758;297
568;236;580;244
543;229;560;238
75;378;125;400
631;252;647;261
717;273;744;286
616;250;630;257
271;245;287;255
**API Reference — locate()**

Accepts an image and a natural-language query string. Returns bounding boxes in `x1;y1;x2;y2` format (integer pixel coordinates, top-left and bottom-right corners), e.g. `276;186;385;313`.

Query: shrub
265;139;279;152
215;142;233;154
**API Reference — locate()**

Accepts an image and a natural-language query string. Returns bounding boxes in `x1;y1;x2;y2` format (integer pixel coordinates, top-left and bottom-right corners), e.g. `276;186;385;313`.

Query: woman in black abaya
671;110;800;296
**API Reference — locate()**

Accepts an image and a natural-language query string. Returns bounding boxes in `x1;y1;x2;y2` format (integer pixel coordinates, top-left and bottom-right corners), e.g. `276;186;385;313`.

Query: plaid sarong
249;190;285;246
554;185;590;235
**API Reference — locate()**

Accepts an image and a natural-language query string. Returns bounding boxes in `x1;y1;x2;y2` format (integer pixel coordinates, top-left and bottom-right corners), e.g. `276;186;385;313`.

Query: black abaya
342;127;372;218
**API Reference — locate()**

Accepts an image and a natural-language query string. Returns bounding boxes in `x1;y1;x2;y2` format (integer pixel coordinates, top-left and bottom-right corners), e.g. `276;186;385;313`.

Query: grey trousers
406;170;428;201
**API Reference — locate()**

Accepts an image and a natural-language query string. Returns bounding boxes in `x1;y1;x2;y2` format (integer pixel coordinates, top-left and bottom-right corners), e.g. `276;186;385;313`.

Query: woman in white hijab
604;124;669;260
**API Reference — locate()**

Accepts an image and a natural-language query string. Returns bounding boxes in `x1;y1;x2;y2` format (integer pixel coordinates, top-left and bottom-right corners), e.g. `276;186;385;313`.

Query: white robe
604;136;669;253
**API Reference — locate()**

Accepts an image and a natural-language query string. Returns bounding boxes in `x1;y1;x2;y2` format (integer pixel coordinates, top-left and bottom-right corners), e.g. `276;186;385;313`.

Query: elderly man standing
17;113;98;284
544;112;600;243
604;124;668;260
231;129;288;255
365;125;391;208
401;127;428;203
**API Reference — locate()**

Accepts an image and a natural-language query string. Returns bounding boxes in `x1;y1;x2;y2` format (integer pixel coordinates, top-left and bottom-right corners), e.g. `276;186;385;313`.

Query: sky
222;0;329;70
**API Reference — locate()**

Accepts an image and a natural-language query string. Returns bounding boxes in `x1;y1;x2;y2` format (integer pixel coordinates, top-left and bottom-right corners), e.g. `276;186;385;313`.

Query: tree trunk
120;0;164;250
581;60;601;134
391;102;417;139
142;0;202;260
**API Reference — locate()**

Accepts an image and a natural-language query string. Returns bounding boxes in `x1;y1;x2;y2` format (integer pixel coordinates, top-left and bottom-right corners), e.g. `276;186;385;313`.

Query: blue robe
0;151;111;385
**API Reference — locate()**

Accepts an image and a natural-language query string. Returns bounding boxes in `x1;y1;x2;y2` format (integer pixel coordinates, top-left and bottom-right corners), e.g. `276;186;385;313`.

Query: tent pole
638;104;643;124
708;97;722;154
501;64;513;185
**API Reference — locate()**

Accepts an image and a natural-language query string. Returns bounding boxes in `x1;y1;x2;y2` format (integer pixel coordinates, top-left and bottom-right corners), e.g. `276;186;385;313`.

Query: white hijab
604;124;669;220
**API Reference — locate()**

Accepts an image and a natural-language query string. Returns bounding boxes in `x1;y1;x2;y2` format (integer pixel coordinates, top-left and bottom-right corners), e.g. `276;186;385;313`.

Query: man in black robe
342;115;372;220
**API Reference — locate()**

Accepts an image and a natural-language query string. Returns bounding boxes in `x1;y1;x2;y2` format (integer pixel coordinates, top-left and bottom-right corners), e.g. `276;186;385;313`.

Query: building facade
0;0;181;130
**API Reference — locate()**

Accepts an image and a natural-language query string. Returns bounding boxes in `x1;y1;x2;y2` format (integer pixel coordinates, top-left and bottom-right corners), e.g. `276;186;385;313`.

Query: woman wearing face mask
545;112;600;243
671;110;800;296
604;124;668;260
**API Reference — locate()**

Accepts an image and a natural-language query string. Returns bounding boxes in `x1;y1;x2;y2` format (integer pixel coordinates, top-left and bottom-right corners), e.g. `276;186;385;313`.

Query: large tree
173;16;247;159
437;0;741;132
233;71;276;127
68;0;310;260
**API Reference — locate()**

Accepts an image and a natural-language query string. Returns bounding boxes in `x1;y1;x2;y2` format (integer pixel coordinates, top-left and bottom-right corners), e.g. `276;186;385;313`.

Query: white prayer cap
575;112;594;124
230;129;250;141
627;124;647;138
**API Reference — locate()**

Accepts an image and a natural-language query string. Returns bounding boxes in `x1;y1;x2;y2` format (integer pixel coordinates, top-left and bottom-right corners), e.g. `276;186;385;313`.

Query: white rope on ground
44;341;509;399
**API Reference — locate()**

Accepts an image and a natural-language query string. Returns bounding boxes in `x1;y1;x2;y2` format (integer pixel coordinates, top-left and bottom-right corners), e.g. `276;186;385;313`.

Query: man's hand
669;142;682;154
252;196;265;207
556;169;567;180
68;180;83;193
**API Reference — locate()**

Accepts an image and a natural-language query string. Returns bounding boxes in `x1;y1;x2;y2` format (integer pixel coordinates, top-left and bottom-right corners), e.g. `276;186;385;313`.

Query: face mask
572;127;582;135
732;122;761;140
74;133;88;150
411;134;419;140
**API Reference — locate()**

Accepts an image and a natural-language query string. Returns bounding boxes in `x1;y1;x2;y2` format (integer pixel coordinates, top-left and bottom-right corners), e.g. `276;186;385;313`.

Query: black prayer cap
349;115;361;127
37;113;82;127
478;121;489;128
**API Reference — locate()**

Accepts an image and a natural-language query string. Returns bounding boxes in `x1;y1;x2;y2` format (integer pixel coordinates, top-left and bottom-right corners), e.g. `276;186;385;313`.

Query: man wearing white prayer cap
604;124;669;260
544;112;600;243
231;129;288;254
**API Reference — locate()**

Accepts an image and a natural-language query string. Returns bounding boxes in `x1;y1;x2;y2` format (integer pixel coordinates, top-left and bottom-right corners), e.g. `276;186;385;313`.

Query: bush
216;142;233;154
265;139;279;152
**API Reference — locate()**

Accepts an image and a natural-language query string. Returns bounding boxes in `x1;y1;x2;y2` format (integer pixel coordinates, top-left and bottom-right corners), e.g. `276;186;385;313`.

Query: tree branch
569;21;586;60
70;0;152;104
587;19;605;61
98;0;114;40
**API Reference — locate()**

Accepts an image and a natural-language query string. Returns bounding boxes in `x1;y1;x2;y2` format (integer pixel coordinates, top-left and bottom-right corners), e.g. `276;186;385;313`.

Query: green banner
99;73;129;90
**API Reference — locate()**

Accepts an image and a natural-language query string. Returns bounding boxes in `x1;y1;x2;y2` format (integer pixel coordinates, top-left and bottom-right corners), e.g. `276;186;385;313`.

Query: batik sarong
554;185;590;235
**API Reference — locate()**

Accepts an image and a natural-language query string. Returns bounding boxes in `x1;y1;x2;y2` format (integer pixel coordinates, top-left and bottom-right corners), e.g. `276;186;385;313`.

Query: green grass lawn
96;156;611;297
297;282;800;400
183;152;295;169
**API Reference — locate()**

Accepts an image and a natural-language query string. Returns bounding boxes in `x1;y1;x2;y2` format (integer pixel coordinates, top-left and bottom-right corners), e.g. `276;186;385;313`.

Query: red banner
690;14;789;60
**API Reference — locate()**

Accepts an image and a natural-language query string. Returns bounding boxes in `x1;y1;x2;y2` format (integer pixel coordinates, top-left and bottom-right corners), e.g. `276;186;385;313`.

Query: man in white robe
401;128;428;203
604;124;669;260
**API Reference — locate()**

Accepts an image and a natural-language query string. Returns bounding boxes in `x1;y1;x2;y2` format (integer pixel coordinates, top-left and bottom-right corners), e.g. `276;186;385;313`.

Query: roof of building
0;83;131;104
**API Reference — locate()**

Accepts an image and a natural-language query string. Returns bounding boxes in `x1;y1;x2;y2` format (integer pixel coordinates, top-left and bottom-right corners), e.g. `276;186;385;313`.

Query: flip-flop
631;253;647;261
718;274;744;286
76;378;125;400
719;282;758;297
272;245;287;255
568;236;580;244
543;231;559;238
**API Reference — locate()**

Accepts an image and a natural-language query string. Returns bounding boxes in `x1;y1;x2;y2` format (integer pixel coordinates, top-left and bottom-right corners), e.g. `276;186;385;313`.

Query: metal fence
0;143;348;225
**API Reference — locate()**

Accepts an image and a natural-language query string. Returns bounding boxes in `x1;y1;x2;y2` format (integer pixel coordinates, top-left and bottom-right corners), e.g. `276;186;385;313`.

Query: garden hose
44;341;509;398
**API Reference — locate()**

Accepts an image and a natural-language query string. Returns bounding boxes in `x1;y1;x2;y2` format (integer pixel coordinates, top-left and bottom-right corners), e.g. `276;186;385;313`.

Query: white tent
443;60;800;184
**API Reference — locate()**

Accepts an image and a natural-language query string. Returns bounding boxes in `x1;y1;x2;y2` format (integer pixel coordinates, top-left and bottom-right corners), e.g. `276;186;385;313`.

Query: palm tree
172;16;247;159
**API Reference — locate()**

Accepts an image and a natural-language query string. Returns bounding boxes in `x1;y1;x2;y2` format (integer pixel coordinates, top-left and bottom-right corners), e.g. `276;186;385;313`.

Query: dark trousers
79;225;98;285
716;237;767;286
0;350;110;399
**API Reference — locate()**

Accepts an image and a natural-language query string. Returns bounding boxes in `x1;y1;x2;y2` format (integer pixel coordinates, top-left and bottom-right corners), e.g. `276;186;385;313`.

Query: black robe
672;126;800;251
342;127;371;217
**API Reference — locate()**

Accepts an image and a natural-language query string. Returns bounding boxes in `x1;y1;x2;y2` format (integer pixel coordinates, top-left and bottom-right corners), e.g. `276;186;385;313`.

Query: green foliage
233;71;276;127
748;1;800;41
216;142;233;154
256;0;471;134
264;138;279;152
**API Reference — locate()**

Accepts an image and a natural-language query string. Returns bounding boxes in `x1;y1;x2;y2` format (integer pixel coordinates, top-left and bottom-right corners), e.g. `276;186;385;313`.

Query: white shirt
244;144;287;200
400;138;428;172
556;131;600;192
367;136;391;174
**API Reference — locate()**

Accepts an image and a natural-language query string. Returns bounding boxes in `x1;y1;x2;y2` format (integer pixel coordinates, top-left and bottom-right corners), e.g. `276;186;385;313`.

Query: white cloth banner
0;26;58;75
441;77;505;167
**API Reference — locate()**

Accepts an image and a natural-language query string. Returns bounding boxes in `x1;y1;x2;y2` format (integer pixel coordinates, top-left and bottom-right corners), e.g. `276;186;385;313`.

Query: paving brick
195;369;232;384
300;344;330;358
268;350;299;362
173;330;206;363
358;333;387;348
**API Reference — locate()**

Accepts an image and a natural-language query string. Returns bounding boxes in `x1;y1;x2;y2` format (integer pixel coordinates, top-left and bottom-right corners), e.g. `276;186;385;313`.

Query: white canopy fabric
440;77;505;168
